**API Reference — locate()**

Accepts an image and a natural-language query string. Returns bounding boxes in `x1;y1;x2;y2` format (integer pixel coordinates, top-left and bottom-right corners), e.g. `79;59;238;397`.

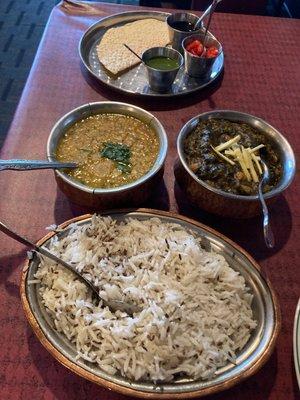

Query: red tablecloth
0;1;299;399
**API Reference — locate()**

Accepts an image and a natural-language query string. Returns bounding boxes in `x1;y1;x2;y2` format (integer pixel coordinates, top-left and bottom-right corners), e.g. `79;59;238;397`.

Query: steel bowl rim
177;110;296;201
46;101;168;194
20;208;281;399
293;298;300;390
166;12;203;34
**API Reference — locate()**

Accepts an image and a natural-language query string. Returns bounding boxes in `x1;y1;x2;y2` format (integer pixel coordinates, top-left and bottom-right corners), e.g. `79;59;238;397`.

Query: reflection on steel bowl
175;110;296;218
47;102;168;209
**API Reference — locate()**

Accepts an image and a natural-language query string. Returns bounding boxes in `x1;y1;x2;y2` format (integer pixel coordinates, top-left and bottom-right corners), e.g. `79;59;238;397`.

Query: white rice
34;215;257;382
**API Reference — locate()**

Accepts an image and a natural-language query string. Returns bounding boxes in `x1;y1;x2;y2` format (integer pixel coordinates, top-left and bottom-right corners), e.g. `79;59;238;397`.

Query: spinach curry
55;114;159;188
184;119;282;195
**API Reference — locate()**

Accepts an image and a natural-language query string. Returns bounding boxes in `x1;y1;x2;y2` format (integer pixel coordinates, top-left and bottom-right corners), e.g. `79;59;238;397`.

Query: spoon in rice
0;221;140;316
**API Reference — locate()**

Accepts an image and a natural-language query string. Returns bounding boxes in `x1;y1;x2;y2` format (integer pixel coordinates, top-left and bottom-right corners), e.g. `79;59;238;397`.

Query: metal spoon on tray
198;0;220;55
123;44;144;63
258;160;275;249
0;159;77;171
0;221;140;316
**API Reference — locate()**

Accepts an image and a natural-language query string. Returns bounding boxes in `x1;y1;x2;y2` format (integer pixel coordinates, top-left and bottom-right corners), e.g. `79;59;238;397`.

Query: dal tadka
184;119;282;195
55;114;159;188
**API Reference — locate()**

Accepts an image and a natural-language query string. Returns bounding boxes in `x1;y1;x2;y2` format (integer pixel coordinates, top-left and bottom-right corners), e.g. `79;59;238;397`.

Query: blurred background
0;0;299;148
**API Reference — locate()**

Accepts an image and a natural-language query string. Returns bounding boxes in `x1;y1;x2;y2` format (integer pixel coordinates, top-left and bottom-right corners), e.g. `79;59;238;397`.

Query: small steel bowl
175;110;296;218
182;33;223;78
47;102;168;209
142;47;184;93
166;12;203;52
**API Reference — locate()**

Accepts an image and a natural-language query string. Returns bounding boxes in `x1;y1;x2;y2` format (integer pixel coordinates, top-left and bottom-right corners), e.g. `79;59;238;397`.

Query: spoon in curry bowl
0;221;141;316
0;159;77;171
258;159;275;249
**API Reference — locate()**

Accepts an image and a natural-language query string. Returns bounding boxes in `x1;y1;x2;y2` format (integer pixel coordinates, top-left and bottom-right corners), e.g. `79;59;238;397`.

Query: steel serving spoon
0;222;140;316
194;0;223;31
258;160;275;249
0;159;78;171
201;0;220;51
123;43;144;63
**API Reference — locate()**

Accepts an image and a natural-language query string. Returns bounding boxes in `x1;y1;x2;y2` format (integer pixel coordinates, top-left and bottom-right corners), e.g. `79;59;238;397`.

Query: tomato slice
190;40;201;48
206;46;219;58
186;40;204;57
189;48;198;56
194;42;204;56
186;42;194;52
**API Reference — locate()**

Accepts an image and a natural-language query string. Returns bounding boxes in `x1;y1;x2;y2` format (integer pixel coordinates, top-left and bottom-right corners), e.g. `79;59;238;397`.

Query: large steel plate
21;209;280;398
79;11;224;98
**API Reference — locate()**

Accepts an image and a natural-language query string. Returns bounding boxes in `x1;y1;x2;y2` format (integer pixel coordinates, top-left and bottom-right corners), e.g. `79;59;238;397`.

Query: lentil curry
55;114;160;188
184;119;282;195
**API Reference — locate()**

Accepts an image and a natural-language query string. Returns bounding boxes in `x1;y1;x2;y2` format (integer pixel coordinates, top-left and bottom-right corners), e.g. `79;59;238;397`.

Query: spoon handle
0;221;35;248
260;195;275;248
123;44;144;63
194;0;222;30
0;221;141;316
0;160;77;171
0;221;98;295
258;160;275;249
202;0;219;47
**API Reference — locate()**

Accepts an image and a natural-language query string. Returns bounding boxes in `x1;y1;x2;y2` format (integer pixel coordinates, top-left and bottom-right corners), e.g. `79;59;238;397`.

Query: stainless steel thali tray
21;209;280;399
79;11;224;98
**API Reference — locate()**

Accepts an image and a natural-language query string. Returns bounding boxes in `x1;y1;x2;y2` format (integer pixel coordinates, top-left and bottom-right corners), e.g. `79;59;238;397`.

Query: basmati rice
35;215;256;382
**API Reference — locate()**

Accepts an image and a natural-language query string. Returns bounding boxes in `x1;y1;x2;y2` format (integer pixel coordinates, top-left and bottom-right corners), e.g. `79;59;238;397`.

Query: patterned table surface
0;1;299;399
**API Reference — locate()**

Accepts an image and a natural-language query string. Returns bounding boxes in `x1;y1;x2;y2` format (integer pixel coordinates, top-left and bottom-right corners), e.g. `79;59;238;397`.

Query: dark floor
0;0;56;147
0;0;294;149
0;0;138;149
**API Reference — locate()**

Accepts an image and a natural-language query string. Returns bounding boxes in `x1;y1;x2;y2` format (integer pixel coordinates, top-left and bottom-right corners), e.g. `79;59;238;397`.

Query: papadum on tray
97;18;169;76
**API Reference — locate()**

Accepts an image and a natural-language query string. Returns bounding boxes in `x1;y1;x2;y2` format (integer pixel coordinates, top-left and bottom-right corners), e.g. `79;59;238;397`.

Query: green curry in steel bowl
175;111;295;218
